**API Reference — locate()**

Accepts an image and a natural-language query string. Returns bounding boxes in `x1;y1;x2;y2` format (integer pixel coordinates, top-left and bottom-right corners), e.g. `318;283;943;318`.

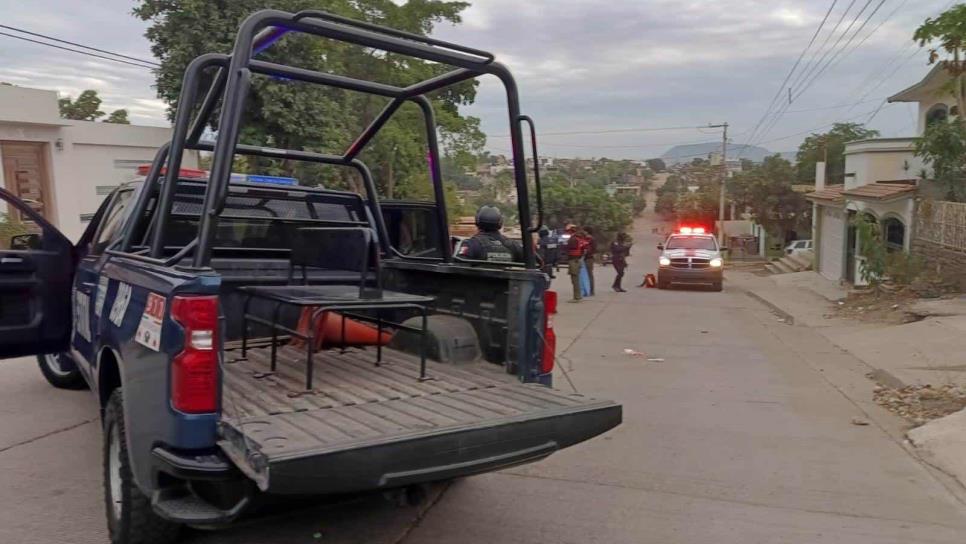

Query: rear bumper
223;401;622;496
659;267;722;284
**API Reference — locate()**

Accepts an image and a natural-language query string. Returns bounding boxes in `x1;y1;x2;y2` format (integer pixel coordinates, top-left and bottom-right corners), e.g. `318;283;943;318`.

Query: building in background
0;85;197;241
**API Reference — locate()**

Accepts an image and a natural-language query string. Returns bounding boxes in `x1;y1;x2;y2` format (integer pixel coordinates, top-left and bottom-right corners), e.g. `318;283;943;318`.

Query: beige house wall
0;86;197;242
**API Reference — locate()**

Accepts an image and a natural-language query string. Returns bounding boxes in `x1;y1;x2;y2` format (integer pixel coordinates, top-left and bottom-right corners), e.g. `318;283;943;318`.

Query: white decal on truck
135;292;165;351
73;291;91;342
94;275;109;317
109;282;132;327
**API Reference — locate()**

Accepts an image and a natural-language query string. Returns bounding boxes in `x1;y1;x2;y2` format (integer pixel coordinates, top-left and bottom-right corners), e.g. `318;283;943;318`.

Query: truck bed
219;345;621;494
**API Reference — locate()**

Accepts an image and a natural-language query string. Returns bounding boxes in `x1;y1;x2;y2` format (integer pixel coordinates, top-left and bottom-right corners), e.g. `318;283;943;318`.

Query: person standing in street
583;226;597;296
537;225;559;278
610;232;632;292
564;224;584;302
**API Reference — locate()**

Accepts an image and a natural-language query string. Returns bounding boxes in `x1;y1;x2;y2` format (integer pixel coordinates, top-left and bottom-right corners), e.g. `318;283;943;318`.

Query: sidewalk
730;271;966;388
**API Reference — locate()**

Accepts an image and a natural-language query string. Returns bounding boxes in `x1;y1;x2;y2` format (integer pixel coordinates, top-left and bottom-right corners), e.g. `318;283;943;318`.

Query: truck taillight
541;290;557;374
170;295;219;414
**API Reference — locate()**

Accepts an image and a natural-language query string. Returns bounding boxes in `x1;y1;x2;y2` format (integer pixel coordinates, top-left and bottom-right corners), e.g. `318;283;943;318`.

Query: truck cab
0;10;621;544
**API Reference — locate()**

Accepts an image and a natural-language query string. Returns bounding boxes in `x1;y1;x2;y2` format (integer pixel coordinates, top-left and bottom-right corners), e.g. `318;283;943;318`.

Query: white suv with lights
656;227;724;291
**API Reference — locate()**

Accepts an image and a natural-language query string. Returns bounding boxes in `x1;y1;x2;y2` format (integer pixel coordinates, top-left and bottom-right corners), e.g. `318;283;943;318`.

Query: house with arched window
804;65;956;285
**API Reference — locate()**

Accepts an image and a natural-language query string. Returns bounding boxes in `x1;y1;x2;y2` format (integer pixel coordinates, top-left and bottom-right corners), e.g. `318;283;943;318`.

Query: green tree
133;0;483;197
645;158;666;172
58;90;105;120
914;4;966;117
729;155;809;240
105;109;130;124
541;180;632;246
913;4;966;202
796;123;879;184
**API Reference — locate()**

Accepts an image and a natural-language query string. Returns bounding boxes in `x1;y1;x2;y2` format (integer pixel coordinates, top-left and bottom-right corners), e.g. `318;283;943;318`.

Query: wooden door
1;142;51;221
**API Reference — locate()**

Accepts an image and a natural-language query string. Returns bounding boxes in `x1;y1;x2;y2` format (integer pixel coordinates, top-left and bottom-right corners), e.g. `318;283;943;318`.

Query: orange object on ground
291;309;394;350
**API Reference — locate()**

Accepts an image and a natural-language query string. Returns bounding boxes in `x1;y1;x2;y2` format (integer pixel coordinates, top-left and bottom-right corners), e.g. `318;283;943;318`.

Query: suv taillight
540;290;557;374
170;295;219;413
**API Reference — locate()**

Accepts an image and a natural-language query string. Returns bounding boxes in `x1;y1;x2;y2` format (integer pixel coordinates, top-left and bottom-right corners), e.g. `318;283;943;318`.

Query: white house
0;85;197;241
805;66;953;284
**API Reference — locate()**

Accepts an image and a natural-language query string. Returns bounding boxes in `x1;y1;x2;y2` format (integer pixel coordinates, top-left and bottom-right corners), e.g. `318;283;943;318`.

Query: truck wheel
37;353;86;390
657;276;668;289
104;390;180;544
712;280;723;292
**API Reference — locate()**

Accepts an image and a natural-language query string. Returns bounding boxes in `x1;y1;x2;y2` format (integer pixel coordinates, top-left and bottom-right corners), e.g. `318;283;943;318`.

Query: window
91;191;133;255
926;104;949;127
883;217;905;252
665;235;718;251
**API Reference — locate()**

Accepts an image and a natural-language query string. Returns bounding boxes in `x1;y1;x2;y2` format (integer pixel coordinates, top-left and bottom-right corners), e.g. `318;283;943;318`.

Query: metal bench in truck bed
220;345;620;494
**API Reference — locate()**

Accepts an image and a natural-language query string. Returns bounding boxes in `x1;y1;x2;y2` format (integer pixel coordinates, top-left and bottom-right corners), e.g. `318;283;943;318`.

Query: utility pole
708;122;728;244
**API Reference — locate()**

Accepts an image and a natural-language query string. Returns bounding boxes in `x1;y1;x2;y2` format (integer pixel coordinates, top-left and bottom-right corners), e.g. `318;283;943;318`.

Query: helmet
475;205;503;231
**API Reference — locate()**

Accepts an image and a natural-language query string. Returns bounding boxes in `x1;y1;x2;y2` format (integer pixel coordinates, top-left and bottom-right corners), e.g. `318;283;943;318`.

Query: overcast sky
0;0;953;159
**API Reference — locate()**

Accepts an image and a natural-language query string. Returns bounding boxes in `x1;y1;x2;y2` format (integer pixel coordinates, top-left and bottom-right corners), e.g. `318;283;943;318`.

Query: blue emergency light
230;173;299;186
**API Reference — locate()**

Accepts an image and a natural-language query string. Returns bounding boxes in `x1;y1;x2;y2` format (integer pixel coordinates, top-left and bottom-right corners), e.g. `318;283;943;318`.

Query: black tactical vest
479;234;515;262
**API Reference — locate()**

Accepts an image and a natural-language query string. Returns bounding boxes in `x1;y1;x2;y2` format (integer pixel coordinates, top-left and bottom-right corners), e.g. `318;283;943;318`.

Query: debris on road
646;358;665;362
851;417;870;426
623;349;645;357
873;384;966;427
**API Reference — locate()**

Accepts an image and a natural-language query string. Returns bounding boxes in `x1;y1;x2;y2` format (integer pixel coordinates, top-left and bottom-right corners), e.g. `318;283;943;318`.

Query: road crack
0;418;97;455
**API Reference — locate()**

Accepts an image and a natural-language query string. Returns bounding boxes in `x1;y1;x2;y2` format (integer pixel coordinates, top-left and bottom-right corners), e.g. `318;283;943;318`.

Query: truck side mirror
656;244;664;250
719;246;728;252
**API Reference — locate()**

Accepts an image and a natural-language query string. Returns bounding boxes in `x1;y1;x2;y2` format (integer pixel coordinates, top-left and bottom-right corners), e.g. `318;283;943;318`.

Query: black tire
657;276;668;290
712;280;723;292
104;390;181;544
37;353;87;390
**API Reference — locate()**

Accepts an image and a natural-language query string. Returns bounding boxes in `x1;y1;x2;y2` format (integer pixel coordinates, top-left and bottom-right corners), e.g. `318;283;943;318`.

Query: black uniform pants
613;263;626;290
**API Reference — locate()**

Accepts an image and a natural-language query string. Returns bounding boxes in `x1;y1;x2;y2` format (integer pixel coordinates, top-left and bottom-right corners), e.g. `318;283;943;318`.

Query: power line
784;97;885;112
791;0;890;102
820;0;911;74
0;31;157;70
785;0;859;97
0;24;160;67
754;0;889;143
487;125;713;138
738;0;839;156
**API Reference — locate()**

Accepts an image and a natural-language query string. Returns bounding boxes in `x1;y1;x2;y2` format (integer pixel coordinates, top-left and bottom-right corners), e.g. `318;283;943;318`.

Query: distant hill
660;142;783;165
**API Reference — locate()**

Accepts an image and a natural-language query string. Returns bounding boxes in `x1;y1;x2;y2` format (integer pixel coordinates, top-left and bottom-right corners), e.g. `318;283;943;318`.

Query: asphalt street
3;206;966;543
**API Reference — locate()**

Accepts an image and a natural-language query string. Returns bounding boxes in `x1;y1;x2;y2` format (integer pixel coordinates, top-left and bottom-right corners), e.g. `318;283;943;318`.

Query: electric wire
0;24;160;67
0;31;157;69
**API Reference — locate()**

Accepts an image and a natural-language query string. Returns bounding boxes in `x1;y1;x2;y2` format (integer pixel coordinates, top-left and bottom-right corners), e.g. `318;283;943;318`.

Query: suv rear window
666;235;717;251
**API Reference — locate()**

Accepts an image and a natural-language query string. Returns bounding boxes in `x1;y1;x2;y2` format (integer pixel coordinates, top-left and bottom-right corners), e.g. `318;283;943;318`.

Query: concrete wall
843;139;921;190
912;238;966;291
0;86;199;241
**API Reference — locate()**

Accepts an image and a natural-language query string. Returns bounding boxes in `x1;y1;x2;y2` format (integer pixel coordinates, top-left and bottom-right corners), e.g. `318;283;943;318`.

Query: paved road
3;207;966;543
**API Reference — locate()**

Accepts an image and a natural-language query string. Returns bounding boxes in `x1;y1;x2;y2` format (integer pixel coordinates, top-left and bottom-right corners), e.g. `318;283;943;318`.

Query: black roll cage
119;9;543;270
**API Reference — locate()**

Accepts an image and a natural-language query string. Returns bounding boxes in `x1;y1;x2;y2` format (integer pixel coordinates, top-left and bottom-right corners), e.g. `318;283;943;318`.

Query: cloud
0;0;948;157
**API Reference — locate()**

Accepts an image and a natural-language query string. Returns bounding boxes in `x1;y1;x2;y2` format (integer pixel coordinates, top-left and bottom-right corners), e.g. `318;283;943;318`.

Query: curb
742;289;795;326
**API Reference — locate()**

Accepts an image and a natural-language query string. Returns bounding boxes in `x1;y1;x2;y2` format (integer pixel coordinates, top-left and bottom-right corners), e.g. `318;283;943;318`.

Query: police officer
537;225;559;277
458;205;524;263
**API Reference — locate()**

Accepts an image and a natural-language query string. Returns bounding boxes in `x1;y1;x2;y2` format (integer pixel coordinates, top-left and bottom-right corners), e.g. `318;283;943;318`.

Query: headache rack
117;8;544;270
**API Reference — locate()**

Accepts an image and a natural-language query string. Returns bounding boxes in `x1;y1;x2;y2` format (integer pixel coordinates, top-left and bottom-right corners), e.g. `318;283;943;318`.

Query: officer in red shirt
565;224;585;302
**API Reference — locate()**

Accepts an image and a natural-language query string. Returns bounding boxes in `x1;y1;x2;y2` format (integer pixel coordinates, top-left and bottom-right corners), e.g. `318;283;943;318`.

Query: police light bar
677;226;706;235
135;165;208;179
239;174;298;186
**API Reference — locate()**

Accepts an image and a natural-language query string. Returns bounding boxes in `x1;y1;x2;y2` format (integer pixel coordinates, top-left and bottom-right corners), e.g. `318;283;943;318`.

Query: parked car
785;239;813;256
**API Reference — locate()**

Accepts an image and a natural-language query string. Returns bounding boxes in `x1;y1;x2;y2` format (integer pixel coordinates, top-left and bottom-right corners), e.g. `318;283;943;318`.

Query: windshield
666;236;717;251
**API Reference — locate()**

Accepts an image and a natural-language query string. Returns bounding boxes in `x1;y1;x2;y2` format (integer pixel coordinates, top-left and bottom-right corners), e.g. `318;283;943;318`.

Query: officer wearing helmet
458;205;524;263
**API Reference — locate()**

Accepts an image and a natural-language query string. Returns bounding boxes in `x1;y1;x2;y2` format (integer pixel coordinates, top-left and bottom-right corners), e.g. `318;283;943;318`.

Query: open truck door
0;187;73;359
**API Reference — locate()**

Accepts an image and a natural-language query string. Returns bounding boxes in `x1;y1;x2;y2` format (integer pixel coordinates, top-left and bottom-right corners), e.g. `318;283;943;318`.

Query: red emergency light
135;164;209;180
677;226;706;235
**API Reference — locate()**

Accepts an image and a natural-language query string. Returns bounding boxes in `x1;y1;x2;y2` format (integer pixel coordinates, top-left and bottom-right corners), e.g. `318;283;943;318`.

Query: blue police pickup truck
0;10;620;544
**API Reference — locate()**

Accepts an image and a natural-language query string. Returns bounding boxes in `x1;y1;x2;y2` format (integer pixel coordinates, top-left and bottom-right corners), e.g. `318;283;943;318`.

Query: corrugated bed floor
221;344;601;457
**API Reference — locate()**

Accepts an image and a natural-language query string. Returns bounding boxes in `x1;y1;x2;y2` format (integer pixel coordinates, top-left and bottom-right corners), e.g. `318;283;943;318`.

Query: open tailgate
219;346;621;494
